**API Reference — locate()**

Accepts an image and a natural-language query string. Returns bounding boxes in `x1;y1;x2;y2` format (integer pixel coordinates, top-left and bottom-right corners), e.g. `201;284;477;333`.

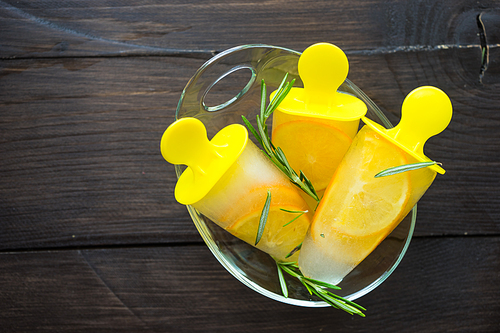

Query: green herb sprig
242;74;320;203
285;242;302;259
256;194;365;316
375;161;442;178
255;190;271;245
280;208;308;227
276;261;366;317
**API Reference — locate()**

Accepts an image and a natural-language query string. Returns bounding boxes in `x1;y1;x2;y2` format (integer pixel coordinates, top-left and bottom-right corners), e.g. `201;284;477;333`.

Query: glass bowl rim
174;43;417;307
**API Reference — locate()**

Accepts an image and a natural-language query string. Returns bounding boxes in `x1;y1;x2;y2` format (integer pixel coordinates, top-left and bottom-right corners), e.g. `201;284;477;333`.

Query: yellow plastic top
274;42;367;121
160;117;248;205
362;86;453;174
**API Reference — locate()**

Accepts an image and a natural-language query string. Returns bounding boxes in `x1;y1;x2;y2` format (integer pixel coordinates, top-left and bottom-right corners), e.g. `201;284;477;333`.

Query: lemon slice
272;119;352;191
298;126;412;284
311;127;411;241
226;186;311;262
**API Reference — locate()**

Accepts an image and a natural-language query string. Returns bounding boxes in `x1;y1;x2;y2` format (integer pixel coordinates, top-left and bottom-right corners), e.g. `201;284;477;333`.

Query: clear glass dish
174;44;416;307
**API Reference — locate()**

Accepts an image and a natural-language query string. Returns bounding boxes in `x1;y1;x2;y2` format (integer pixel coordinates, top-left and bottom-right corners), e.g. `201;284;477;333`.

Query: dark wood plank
0;0;493;59
0;237;498;332
1;1;498;332
0;56;205;250
1;46;499;250
348;48;500;237
0;250;150;332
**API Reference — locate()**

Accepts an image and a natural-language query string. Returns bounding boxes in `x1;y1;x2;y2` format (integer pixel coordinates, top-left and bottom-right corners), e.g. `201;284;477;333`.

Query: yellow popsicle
299;86;453;284
160;117;311;261
271;43;367;193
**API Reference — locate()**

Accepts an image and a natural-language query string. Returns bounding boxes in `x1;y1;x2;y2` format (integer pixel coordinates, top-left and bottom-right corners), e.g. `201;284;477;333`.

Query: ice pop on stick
271;43;367;193
298;86;453;284
160;117;311;261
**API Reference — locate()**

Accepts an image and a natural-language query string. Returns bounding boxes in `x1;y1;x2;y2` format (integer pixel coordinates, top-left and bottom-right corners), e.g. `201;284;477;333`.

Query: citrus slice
298;127;412;284
225;186;311;262
272;119;352;191
311;126;411;242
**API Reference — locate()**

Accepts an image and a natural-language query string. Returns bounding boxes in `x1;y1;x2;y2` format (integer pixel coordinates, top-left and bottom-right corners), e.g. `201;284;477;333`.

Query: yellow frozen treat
299;86;453;284
272;43;367;192
160;117;311;261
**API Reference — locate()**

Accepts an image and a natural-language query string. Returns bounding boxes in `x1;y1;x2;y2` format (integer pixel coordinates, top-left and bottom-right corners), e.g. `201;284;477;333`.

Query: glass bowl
174;44;416;306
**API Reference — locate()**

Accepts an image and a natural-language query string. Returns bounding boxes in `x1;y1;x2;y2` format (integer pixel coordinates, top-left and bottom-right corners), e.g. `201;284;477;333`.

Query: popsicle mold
362;86;453;174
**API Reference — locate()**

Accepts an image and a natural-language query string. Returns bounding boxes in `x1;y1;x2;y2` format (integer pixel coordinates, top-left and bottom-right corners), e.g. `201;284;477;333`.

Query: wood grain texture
0;0;495;58
0;56;207;250
0;237;499;332
1;48;499;250
1;0;499;331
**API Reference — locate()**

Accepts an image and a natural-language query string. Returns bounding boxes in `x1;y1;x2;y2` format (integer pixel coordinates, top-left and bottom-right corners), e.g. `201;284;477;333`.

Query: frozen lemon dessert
272;43;367;194
160;117;311;261
299;86;453;284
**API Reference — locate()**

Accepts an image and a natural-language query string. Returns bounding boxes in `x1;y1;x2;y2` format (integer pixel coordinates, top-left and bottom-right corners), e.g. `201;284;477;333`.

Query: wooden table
1;1;499;332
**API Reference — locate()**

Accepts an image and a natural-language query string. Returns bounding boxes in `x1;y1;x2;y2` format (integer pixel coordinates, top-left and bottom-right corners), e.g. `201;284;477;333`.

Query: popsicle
298;86;453;285
271;43;367;196
160;117;311;261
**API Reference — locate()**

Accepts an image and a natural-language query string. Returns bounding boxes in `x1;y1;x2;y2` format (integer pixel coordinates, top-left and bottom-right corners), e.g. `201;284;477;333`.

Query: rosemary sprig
276;261;366;317
280;208;308;227
255;190;271;245
242;74;320;202
257;195;364;315
375;161;442;178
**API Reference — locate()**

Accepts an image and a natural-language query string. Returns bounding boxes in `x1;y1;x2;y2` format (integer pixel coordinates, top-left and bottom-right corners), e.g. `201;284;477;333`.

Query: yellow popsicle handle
386;86;453;157
160;117;248;205
274;42;366;120
299;43;348;106
161;117;217;176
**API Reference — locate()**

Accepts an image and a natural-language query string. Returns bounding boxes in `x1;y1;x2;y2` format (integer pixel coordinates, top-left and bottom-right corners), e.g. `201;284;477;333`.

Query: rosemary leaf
279;208;308;214
274;147;293;173
299;170;319;201
282;212;305;227
299;170;314;191
375;161;441;178
269;80;295;116
241;74;320;203
300;278;315;296
302;277;341;290
280;208;308;227
260;80;266;119
276;262;288;298
266;75;288;116
306;281;365;316
318;291;365;316
277;261;298;266
318;291;365;315
241;115;263;147
285;242;302;259
255;190;271;245
256;115;272;156
323;291;367;311
275;260;366;316
272;73;288;101
279;263;301;279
